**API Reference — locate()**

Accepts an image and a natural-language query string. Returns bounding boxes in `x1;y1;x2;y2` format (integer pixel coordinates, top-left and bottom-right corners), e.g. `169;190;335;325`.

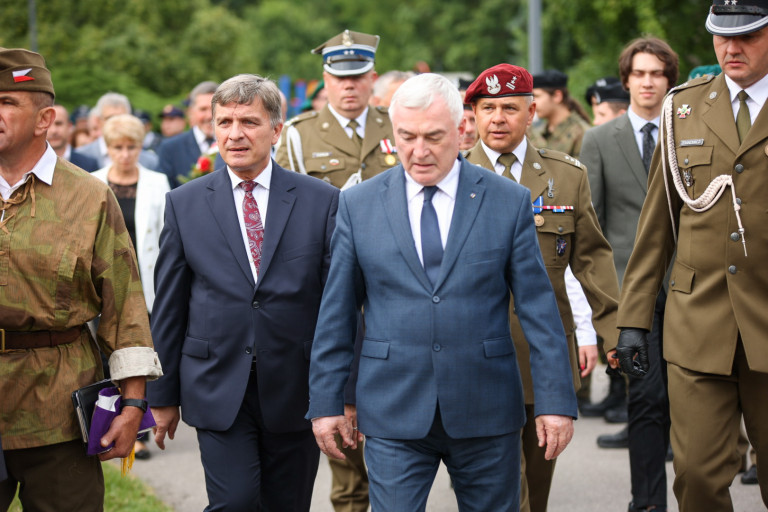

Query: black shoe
579;373;626;417
741;465;758;485
604;404;628;423
628;502;666;512
597;426;629;448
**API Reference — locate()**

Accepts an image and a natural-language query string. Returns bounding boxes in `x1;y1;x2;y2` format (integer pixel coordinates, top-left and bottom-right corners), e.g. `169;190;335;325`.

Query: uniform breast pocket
676;145;713;199
306;156;348;185
536;214;575;266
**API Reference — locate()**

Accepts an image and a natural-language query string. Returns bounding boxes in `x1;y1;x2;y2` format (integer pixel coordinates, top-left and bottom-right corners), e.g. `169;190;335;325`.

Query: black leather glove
616;327;650;377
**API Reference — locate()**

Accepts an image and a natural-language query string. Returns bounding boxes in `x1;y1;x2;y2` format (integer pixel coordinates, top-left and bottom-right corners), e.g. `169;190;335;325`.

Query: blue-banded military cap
707;0;768;36
585;77;629;105
312;30;380;77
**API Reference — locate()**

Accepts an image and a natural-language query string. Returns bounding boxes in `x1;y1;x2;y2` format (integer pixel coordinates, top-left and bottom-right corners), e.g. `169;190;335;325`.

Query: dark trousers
196;368;320;512
0;440;104;512
365;407;521;512
627;289;669;508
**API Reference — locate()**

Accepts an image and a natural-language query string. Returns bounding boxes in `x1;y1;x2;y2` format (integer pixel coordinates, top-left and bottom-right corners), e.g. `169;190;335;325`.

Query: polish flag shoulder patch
12;69;34;83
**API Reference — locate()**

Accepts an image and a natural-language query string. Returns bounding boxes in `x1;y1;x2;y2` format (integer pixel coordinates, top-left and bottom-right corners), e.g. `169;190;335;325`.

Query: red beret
464;64;533;104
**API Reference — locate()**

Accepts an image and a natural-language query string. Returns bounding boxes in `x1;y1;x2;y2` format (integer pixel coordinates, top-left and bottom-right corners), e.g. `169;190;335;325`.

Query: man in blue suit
149;74;339;511
156;81;218;188
308;73;577;511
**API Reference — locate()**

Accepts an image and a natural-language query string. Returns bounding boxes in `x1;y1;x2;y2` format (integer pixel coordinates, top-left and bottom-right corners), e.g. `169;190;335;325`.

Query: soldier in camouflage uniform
0;48;162;510
528;69;592;156
275;30;399;191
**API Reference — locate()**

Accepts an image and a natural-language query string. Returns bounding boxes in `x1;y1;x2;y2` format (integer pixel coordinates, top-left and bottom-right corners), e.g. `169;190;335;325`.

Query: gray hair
93;92;131;119
211;74;283;129
189;80;219;103
389;73;463;126
373;70;414;99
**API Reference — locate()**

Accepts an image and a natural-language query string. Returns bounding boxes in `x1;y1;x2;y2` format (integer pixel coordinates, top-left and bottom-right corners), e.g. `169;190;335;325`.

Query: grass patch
8;462;172;512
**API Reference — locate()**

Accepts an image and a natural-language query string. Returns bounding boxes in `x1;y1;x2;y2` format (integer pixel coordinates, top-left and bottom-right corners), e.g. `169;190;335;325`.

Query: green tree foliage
0;0;724;115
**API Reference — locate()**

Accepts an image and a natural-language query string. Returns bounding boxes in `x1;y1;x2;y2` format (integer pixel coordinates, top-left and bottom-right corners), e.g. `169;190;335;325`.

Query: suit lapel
436;159;485;290
520;144;549;200
185;130;202;158
739;93;768;156
362;108;388;157
382;167;434;291
256;165;295;290
206;170;256;287
702;76;740;154
614;115;648;191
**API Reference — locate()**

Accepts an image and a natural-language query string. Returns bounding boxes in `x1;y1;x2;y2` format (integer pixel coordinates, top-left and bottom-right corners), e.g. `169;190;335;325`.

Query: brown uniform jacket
618;74;768;374
274;105;399;188
466;141;620;402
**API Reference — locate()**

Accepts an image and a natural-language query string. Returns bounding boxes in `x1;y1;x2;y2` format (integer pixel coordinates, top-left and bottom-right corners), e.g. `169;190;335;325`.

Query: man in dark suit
308;73;577;511
156;81;218;188
47;104;99;172
581;37;679;512
148;74;339;511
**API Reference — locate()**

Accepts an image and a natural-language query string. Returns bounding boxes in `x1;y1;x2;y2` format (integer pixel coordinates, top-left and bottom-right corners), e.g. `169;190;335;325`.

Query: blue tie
421;186;443;286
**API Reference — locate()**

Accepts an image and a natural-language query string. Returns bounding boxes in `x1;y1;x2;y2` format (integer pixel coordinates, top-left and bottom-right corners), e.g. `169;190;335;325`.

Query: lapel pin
533;162;541;170
470;192;476;199
709;92;717;100
547;178;555;198
321;122;330;130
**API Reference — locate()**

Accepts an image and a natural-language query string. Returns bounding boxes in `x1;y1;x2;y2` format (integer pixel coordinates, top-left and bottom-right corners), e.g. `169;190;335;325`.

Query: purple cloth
87;386;156;456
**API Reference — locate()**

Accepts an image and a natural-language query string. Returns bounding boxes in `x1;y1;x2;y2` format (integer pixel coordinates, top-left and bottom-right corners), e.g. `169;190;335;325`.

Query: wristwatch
121;398;148;413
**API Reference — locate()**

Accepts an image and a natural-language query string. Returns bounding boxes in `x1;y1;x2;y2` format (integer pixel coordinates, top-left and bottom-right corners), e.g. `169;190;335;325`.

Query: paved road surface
122;368;763;511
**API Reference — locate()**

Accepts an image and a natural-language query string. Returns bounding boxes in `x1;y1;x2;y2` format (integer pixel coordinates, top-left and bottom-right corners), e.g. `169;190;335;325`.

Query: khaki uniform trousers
329;435;369;512
667;341;768;511
520;404;556;512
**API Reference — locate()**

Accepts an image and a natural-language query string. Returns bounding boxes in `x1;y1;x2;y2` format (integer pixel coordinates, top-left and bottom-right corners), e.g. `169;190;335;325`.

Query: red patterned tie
240;180;264;272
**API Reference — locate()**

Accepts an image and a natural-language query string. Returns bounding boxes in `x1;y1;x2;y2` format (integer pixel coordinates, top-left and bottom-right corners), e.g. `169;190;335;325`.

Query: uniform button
432;296;440;303
731;232;741;241
669;280;675;287
252;300;261;309
734;164;744;173
557;226;564;233
736;198;742;205
432;344;441;352
245;347;252;354
361;163;367;169
728;265;737;274
684;158;689;165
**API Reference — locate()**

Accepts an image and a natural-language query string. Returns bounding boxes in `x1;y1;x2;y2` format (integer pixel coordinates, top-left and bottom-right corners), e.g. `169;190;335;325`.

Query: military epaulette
374;105;390;115
284;110;318;127
668;74;715;94
537;148;584;169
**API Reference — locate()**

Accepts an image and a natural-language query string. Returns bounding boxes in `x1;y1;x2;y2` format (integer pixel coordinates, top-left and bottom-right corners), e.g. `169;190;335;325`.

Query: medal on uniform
683;169;693;187
329;158;340;166
534;214;545;226
677;105;692;119
556;237;567;256
380;139;397;166
547;178;555;198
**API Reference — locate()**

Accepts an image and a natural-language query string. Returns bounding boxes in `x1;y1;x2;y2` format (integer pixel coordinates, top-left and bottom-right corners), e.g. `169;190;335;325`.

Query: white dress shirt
627;106;660;154
404;159;460;266
228;161;272;284
724;72;768;124
480;138;527;183
328;104;368;140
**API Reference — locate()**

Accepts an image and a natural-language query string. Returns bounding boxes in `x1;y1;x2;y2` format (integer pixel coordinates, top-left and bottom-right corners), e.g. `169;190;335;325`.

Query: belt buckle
0;328;5;353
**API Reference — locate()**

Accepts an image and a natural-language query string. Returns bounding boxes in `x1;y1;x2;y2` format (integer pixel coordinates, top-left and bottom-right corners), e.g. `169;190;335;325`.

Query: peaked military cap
312;30;380;77
585;77;629;105
159;104;185;118
464;64;534;104
0;47;54;98
706;0;768;36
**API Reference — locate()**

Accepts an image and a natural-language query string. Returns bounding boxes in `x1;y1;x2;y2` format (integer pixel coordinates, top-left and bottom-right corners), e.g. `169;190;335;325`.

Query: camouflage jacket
0;156;161;450
528;111;591;156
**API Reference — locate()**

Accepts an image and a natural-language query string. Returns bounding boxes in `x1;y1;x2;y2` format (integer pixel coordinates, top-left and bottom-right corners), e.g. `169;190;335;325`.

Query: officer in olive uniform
464;64;620;512
277;29;400;512
275;30;399;191
615;2;768;510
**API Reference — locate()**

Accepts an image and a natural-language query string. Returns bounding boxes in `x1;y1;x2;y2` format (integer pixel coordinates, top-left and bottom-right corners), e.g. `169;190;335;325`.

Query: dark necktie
240;181;264;273
348;119;363;153
498;153;518;182
641;122;656;173
736;90;751;143
204;137;216;153
421;186;443;286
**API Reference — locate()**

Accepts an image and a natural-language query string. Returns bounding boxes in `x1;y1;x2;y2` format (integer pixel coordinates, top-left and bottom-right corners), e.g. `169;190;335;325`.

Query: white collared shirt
724;72;768;124
479;138;527;183
193;126;215;154
228;161;272;284
0;143;57;201
627;107;660;155
328;104;368;140
404;159;460;266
